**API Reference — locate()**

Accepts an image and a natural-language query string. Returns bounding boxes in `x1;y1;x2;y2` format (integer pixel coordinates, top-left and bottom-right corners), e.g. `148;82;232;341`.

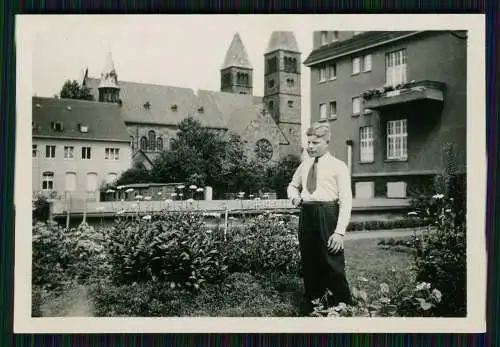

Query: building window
148;130;156;151
286;78;295;88
387;119;408;160
319;66;327;82
45;145;56;158
81;146;91;160
355;182;374;199
222;72;232;87
360;126;374;162
284;57;297;73
105;148;120;160
157;137;163;151
32;145;37;158
352;57;361;74
319;103;327;120
41;171;54;191
363;54;372;72
267;57;277;74
332;31;339;41
329;101;337;119
352;97;361;115
387;181;407;198
328;63;337;79
386;49;407;86
65;172;77;192
86;172;98;192
267;79;275;88
237;72;249;85
64;146;74;159
140;136;147;150
288;100;294;108
320;31;327;46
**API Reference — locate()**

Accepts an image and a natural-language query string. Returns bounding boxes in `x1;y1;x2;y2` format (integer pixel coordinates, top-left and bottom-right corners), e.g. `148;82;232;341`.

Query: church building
81;31;303;169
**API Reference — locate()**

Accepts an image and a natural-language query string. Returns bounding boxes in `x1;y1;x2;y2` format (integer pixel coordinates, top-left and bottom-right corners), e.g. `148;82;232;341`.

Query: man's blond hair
306;120;331;142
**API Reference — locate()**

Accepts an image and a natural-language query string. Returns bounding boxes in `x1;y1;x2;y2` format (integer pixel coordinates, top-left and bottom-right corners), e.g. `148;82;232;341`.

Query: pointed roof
221;33;252;70
265;31;300;54
102;51;116;74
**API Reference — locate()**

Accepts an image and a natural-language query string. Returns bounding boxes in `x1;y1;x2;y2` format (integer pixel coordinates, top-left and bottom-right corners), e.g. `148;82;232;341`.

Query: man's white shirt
287;152;353;235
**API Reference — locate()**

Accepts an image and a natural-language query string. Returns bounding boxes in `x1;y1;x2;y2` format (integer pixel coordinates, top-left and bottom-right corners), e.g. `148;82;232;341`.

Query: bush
223;213;301;275
103;211;228;291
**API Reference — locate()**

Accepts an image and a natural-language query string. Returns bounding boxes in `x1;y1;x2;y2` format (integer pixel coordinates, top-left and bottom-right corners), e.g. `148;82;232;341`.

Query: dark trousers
298;201;352;306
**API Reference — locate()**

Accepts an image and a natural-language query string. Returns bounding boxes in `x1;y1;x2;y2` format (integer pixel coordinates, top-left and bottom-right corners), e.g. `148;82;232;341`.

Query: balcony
361;80;446;111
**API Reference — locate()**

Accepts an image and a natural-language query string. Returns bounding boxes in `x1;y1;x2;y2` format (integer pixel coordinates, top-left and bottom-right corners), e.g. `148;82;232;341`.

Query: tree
115;165;152;186
270;154;302;198
59;80;95;101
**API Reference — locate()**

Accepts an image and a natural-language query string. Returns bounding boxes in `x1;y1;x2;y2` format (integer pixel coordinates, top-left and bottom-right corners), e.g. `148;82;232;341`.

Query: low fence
50;198;411;217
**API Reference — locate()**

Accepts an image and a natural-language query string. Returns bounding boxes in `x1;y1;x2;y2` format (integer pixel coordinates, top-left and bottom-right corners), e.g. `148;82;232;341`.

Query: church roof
265;31;300;54
99;52;119;89
32;96;130;143
221;33;253;70
102;51;116;74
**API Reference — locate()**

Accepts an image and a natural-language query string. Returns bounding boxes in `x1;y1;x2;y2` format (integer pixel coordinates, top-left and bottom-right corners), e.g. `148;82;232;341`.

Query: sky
31;15;314;134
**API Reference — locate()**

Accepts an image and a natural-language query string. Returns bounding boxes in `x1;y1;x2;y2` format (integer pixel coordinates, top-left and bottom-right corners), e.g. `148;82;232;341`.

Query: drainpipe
346;139;353;176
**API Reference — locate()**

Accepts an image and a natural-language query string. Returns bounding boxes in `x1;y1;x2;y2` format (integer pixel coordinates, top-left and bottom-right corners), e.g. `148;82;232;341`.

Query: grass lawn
39;235;416;317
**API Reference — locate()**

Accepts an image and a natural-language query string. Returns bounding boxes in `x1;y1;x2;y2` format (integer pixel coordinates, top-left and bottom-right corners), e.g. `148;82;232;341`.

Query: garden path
344;227;425;241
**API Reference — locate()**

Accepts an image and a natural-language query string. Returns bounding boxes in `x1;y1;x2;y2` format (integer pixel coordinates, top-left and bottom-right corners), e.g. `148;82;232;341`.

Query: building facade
304;30;467;199
32;97;132;204
81;31;303;168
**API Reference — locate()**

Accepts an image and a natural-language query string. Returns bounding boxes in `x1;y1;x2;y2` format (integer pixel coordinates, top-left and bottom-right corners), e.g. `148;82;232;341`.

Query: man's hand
328;232;344;253
292;197;303;208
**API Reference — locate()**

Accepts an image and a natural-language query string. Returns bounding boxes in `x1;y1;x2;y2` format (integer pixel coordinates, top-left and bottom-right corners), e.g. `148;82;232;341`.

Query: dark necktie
306;157;319;194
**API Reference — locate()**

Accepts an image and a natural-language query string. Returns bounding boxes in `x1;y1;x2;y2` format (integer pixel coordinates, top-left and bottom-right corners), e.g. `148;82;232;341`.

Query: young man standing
287;121;353;311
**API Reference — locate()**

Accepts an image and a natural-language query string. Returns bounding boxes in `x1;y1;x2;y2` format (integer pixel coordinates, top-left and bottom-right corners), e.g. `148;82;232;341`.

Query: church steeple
98;51;120;103
220;33;253;95
263;31;302;159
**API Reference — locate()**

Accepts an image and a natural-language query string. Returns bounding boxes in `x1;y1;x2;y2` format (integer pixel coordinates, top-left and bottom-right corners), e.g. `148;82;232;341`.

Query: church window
267;79;275;88
157;137;163;151
140;136;147;150
148;130;156;151
267;57;277;74
222;72;232;87
288;100;294;108
284;57;297;73
255;138;273;162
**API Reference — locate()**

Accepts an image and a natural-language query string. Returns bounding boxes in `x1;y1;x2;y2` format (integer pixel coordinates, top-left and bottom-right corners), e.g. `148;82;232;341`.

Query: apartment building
304;30;467;199
32;96;132;204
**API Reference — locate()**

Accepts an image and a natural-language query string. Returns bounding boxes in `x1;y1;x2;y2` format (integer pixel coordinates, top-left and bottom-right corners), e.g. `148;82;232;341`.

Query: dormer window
144;101;151;109
51;121;63;131
78;124;89;133
198;106;204;113
171;104;178;112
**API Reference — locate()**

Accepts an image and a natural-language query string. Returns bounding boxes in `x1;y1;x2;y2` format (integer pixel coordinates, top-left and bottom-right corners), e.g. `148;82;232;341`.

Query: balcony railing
361;80;446;110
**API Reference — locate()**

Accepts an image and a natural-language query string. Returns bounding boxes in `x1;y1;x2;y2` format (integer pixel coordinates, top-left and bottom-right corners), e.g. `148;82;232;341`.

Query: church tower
98;52;120;103
263;31;302;159
220;33;253;95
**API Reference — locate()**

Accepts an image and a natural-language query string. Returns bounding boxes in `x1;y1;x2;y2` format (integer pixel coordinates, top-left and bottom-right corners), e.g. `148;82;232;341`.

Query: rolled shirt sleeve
334;161;353;235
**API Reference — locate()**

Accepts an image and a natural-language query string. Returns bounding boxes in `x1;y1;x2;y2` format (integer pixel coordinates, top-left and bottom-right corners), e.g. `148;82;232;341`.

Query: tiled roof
265;31;300;54
303;31;422;66
32;96;130;142
86;78;227;129
221;33;253;70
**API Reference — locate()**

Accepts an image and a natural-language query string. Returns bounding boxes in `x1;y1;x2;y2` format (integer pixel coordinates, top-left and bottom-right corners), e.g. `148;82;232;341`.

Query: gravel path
344;227;425;241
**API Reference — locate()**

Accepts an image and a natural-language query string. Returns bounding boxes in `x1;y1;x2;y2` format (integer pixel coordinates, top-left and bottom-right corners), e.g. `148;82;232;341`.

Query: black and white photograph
15;14;486;333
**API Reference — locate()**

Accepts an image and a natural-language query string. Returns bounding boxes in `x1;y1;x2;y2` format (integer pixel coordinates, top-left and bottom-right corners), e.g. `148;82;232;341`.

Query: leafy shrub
103;211;228;291
223;213;301;275
32;196;50;224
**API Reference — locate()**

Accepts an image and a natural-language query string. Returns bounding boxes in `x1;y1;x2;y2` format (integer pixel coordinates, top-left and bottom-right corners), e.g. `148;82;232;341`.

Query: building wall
308;31;467;197
32;138;132;200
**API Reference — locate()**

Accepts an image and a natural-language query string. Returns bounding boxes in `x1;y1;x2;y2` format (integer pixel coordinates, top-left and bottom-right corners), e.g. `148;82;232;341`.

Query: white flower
254;197;261;200
157;192;162;195
177;185;185;189
171;193;177;197
116;209;125;215
379;283;390;294
189;185;197;190
431;289;442;303
432;194;444;199
249;194;254;198
135;195;143;200
416;282;431;291
142;215;152;220
144;196;152;201
196;187;204;192
407;211;418;216
125;188;134;193
205;229;213;234
445;208;451;213
106;189;115;193
117;186;124;190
